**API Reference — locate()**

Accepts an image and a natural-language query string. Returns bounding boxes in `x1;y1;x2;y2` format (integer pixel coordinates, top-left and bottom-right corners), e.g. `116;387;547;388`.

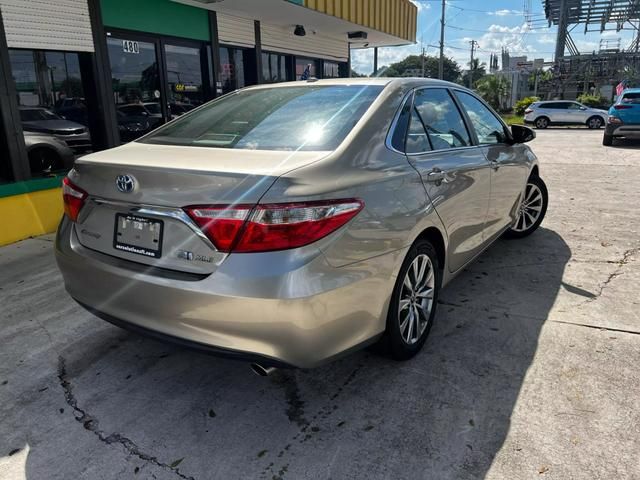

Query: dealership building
0;0;416;245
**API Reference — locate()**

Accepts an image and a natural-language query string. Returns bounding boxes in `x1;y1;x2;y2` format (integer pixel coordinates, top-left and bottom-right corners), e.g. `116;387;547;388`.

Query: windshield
20;109;60;122
140;85;384;151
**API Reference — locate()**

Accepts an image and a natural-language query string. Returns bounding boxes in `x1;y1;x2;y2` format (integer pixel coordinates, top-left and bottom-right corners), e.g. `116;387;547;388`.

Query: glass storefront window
261;52;290;83
165;44;205;117
220;46;248;94
295;57;319;80
107;37;164;142
9;49;93;177
323;61;340;78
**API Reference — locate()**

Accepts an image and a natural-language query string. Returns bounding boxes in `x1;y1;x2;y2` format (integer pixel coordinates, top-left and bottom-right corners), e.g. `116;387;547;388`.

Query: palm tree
475;75;510;111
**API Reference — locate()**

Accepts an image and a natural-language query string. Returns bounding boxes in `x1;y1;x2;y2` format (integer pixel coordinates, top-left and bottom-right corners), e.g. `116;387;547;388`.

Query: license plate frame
113;213;164;259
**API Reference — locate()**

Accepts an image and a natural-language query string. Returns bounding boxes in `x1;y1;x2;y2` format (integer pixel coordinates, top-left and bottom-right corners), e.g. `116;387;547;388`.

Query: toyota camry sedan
55;78;547;372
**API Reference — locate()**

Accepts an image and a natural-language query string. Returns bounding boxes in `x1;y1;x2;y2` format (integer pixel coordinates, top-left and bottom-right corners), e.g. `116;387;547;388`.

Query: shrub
576;93;606;108
514;96;540;116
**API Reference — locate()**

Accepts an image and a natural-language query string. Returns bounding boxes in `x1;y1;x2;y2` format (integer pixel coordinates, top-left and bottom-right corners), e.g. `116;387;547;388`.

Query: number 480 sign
122;40;139;54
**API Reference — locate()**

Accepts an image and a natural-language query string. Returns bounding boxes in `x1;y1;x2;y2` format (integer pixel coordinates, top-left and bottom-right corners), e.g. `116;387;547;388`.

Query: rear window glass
140;85;384;151
622;93;640;104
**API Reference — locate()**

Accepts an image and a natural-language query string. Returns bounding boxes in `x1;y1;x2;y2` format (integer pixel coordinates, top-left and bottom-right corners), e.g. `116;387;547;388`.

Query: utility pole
438;0;445;79
469;40;478;88
421;46;425;77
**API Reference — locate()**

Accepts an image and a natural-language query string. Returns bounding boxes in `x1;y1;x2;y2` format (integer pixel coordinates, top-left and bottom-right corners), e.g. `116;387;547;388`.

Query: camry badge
116;174;136;193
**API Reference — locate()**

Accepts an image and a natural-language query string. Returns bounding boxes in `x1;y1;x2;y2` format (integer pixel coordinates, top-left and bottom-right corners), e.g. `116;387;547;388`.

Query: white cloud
491;9;524;16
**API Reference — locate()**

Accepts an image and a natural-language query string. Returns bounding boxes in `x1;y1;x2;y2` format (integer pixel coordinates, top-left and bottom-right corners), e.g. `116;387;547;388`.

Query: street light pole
438;0;445;79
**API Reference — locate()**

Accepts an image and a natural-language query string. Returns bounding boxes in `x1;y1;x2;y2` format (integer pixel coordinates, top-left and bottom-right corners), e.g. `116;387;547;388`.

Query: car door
566;102;588;124
454;89;529;241
405;87;492;272
552;102;573;123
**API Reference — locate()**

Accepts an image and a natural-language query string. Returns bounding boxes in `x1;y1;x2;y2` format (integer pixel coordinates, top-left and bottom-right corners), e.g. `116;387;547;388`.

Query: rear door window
140;85;384;151
411;88;471;150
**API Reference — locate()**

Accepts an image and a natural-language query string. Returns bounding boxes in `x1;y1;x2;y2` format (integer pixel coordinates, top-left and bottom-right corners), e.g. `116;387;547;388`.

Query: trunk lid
70;142;328;274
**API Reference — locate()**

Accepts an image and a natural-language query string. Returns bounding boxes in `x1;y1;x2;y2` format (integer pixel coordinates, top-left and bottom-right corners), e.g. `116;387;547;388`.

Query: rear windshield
140;85;384;151
622;92;640;104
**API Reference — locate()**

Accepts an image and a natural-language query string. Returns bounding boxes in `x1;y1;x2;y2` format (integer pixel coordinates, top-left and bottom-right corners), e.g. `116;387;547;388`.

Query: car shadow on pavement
610;138;640;149
13;227;570;480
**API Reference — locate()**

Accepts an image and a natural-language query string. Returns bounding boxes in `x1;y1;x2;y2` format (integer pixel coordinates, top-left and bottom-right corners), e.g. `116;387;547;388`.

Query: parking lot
1;128;639;480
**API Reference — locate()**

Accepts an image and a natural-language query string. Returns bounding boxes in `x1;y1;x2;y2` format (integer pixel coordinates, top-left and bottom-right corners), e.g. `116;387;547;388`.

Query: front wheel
504;175;548;239
380;240;440;360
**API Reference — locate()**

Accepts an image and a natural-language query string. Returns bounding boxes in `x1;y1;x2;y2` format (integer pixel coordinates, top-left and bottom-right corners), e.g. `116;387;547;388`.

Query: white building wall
261;23;348;62
0;0;93;52
217;12;255;48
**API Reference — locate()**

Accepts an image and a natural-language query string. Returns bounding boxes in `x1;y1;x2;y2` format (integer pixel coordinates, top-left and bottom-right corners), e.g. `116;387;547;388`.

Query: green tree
475;75;510;111
382;54;461;82
461;59;487;88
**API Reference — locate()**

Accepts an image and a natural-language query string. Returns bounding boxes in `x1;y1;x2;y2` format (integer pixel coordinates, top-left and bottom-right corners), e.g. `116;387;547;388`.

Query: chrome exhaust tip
250;363;276;377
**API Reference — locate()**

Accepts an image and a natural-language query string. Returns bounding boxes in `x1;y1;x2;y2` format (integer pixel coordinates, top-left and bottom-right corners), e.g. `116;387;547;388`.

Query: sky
351;0;638;75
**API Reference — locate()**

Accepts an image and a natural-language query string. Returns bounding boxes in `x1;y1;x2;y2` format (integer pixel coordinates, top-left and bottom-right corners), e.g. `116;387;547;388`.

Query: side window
413;88;471;150
455;91;509;145
406;108;432;153
568;103;582;110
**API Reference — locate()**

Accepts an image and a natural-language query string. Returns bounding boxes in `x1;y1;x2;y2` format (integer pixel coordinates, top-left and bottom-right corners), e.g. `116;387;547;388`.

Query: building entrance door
106;31;212;142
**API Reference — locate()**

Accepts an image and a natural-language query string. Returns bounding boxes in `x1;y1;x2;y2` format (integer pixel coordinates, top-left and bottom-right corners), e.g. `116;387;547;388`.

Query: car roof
621;88;640;94
243;77;466;91
538;100;578;103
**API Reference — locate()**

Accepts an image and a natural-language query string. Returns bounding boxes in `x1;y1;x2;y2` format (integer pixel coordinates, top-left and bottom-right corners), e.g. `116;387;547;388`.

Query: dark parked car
20;107;92;153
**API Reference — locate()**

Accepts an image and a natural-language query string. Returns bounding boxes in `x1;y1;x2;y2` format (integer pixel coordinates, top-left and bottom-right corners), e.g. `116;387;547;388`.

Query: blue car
604;88;640;146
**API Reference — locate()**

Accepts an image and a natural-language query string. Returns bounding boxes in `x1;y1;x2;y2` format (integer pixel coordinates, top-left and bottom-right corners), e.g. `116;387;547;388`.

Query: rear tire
504;175;548;239
587;116;604;129
534;117;549;129
380;240;440;360
602;134;613;146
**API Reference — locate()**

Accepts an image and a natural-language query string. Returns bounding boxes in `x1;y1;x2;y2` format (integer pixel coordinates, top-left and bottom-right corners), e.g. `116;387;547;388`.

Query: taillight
62;177;87;222
185;199;364;253
614;104;633;110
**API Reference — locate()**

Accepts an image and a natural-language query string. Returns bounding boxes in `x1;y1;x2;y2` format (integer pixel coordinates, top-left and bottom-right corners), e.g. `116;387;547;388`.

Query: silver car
524;100;608;129
55;79;548;372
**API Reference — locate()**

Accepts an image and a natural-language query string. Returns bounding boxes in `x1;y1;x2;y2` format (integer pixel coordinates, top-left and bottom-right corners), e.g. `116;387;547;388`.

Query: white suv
524;101;608;129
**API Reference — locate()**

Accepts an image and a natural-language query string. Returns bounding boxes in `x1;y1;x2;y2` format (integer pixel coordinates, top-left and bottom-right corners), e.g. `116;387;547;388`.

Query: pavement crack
585;248;639;303
57;356;195;480
551;320;640;336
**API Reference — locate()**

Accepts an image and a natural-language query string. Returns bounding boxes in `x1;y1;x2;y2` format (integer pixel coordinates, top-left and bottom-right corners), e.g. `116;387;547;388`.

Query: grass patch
501;114;524;125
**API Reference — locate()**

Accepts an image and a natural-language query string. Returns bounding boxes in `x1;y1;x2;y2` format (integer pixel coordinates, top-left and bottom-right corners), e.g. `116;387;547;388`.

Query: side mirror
580;106;587;110
511;124;536;144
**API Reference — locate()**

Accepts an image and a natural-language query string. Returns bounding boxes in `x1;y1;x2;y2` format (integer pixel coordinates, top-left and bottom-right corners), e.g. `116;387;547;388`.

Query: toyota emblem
115;174;136;193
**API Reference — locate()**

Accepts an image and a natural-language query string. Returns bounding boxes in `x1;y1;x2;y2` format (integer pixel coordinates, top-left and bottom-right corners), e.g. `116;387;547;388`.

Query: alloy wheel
588;117;603;129
535;118;548;129
398;254;435;345
513;182;544;232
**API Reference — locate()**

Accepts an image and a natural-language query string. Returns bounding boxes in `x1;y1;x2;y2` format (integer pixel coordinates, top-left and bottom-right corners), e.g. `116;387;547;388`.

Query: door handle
425;170;447;183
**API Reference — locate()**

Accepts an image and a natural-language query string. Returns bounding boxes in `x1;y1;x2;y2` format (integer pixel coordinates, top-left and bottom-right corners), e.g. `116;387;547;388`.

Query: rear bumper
605;123;640;138
55;218;402;368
